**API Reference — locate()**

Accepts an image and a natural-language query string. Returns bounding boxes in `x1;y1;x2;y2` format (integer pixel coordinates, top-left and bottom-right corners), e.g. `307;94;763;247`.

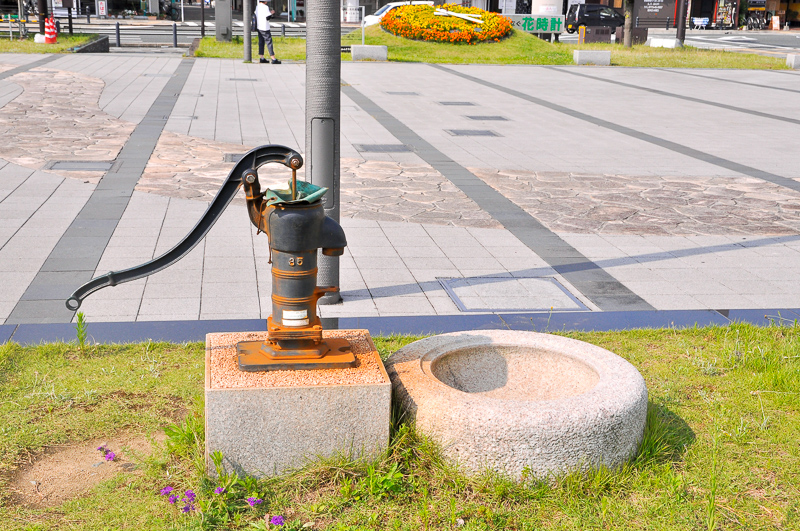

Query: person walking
255;0;280;64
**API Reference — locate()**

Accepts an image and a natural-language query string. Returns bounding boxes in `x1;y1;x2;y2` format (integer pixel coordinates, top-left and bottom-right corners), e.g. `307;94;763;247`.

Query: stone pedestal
351;45;388;61
787;54;799;70
573;50;611;66
205;330;391;478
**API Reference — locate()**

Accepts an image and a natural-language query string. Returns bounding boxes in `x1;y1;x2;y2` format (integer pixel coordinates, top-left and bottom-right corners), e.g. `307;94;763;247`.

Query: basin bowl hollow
386;331;648;480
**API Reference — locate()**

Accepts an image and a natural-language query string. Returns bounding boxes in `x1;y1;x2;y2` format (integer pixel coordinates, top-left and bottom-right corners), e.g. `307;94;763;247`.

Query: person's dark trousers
257;28;274;57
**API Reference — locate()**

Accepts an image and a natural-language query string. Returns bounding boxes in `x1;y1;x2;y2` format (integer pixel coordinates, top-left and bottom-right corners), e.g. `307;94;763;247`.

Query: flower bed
380;4;512;44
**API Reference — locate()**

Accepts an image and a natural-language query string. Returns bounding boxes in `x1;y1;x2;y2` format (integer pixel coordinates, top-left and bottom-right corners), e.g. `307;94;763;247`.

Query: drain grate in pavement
228;78;259;82
466;115;509;121
387;91;419;95
353;144;412;153
439;101;476;106
445;129;501;137
168;115;198;120
439;276;587;312
45;161;114;172
224;153;246;163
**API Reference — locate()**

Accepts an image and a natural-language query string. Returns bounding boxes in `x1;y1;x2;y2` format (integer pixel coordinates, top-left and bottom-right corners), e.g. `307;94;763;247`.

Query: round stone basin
430;345;600;401
386;330;648;480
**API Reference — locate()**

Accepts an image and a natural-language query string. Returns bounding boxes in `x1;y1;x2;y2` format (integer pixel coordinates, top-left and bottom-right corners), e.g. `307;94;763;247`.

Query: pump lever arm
66;145;303;311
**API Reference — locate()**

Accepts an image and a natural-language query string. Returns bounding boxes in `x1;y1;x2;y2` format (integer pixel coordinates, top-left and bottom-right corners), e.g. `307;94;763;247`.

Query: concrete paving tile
619;280;683;296
639;293;704;310
440;246;493;258
352;256;406;269
449;256;504;270
201;282;254;299
138;297;201;317
374;295;435;315
401;257;457;270
348;246;400;258
75;298;143;317
143;282;202;299
692;294;759;310
200;297;260;316
359;268;416;283
370;284;423;297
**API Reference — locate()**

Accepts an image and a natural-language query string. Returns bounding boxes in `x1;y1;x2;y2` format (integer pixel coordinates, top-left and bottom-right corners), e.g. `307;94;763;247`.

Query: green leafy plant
74;311;88;354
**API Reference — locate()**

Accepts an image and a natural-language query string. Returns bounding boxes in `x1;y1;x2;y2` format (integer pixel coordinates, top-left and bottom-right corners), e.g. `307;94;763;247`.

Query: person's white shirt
255;1;272;32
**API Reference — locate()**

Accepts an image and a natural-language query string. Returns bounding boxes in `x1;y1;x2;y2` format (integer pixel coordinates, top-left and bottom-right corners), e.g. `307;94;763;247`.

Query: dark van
565;4;626;34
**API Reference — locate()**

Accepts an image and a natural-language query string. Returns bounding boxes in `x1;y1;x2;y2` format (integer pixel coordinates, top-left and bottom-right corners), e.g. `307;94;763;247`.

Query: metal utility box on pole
306;0;342;304
216;0;232;41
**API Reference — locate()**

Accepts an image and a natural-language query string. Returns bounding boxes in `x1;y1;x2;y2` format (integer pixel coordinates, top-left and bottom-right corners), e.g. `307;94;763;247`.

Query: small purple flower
182;504;194;513
270;515;285;526
96;445;106;452
247;497;263;507
184;490;196;503
168;494;178;504
160;486;174;496
214;486;225;494
104;451;115;462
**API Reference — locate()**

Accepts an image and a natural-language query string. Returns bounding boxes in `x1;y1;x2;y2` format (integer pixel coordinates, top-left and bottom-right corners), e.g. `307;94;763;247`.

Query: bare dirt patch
8;432;165;508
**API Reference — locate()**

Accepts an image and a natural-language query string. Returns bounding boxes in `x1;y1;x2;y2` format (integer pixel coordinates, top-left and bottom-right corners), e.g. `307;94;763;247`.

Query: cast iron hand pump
66;144;354;371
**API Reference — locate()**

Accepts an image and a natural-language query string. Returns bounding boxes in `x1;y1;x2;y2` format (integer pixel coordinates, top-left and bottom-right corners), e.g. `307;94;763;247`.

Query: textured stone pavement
1;54;799;324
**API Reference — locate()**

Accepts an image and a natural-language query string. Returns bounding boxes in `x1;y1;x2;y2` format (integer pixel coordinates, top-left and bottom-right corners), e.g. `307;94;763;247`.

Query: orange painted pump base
236;337;356;372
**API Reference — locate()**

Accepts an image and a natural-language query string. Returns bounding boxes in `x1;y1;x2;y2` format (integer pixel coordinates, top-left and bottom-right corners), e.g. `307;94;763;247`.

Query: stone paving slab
1;56;799;325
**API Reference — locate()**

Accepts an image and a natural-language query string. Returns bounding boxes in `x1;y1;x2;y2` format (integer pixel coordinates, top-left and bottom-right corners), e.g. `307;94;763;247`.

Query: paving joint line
0;55;60;82
7;58;196;324
546;66;800;126
660;67;800;94
431;64;800;195
341;81;653;312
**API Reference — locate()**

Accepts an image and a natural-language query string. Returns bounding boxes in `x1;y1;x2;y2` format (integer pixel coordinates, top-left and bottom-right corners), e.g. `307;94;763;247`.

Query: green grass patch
0;33;98;54
195;27;788;69
1;324;799;529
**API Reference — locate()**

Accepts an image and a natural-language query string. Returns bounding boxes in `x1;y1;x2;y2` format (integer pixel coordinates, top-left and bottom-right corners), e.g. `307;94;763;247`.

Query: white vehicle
362;1;434;27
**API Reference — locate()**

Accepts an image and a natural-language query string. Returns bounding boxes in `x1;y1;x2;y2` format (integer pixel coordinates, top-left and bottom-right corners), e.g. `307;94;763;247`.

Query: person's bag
251;10;257;29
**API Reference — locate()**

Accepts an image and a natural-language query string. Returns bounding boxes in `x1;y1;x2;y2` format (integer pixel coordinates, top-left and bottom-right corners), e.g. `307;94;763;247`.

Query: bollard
86;9;90;23
115;21;120;47
173;22;177;47
281;23;285;38
666;16;670;30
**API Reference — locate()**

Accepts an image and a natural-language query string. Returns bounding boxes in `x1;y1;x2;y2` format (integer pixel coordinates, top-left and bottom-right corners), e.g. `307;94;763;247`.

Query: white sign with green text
506;14;565;34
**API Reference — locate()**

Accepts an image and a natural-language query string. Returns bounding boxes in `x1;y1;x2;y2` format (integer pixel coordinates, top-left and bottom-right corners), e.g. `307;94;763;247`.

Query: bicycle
160;0;180;21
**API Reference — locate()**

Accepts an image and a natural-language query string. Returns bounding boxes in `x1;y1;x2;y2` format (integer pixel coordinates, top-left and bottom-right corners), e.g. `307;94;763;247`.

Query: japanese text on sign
505;14;565;33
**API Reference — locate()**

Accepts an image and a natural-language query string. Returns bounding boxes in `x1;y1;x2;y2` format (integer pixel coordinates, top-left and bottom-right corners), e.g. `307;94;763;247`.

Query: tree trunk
623;0;633;48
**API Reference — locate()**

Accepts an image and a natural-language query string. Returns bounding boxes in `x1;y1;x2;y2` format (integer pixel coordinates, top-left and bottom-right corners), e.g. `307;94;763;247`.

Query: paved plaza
1;53;799;336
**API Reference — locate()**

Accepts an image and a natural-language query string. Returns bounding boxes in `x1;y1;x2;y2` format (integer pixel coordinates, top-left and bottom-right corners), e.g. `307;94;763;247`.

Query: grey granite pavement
0;54;799;325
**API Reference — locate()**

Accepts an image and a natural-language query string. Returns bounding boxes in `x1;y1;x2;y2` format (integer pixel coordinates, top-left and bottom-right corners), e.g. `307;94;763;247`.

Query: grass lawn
194;26;789;69
1;323;799;529
0;33;98;54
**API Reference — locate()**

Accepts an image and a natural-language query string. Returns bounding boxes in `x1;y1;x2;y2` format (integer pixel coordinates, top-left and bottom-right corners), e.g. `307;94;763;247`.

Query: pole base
317;292;342;305
237;338;355;371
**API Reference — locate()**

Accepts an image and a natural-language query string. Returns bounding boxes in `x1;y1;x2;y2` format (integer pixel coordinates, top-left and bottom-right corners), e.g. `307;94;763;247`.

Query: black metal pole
37;0;46;33
115;21;120;46
68;6;73;35
201;0;205;37
173;22;177;47
86;6;90;23
281;22;285;38
676;0;687;44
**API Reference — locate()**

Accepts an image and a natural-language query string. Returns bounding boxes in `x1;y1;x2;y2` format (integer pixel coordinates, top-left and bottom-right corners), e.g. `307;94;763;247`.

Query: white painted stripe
269;22;281;27
234;21;244;27
204;21;215;27
185;21;198;26
286;23;300;27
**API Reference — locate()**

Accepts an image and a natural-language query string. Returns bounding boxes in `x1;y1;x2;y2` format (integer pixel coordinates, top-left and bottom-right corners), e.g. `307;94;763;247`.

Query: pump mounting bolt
289;156;302;170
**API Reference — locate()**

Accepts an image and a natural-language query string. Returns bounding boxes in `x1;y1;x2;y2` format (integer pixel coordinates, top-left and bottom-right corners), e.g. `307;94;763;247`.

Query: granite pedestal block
787;54;799;69
205;330;391;478
352;45;388;61
573;50;611;66
647;37;682;48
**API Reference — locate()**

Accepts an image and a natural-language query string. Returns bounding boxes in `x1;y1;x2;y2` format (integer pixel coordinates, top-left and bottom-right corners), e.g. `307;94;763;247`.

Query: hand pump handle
66;145;303;311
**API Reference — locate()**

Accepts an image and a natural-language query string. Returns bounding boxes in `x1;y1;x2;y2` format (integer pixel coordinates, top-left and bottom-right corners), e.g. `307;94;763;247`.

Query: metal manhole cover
439;101;476;106
353;144;411;153
445;129;501;137
438;276;587;312
46;161;114;172
466;115;508;121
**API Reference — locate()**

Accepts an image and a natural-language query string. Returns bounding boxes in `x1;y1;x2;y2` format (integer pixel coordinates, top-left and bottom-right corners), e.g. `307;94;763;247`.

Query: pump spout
66;145;303;311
